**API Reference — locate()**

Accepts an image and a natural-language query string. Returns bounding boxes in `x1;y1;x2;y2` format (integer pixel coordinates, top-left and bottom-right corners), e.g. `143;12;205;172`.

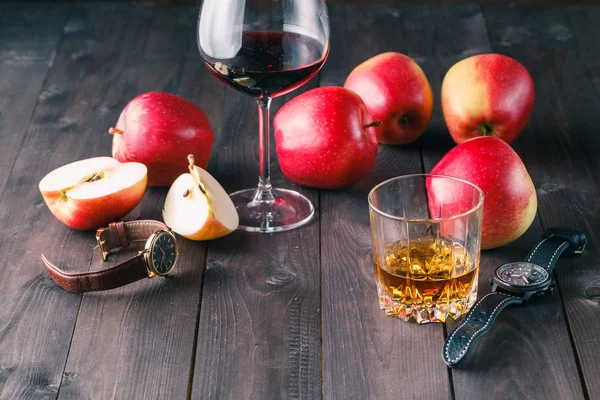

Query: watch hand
522;276;529;284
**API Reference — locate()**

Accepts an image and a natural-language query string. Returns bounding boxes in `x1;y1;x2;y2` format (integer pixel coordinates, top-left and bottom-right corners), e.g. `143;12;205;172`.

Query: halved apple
163;155;238;240
39;157;147;230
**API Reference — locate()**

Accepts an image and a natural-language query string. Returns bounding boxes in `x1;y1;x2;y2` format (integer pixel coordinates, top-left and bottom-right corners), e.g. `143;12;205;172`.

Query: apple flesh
163;155;238;240
111;92;214;187
39;157;147;230
441;53;535;144
344;52;433;145
274;86;379;189
430;136;537;249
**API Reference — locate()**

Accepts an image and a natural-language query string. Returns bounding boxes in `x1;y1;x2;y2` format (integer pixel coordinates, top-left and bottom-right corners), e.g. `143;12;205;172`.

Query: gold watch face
148;230;178;276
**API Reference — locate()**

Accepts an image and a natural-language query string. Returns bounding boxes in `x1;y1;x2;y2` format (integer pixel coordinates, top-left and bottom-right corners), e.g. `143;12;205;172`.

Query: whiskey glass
368;174;484;324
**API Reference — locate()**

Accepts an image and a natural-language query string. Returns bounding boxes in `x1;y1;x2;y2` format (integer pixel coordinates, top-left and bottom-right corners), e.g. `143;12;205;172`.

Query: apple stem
187;154;196;170
187;154;208;196
363;120;382;129
480;124;494;136
108;127;124;135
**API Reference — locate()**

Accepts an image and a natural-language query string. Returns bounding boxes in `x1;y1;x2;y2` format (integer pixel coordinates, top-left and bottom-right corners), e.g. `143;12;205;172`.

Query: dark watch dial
150;231;178;275
496;262;550;288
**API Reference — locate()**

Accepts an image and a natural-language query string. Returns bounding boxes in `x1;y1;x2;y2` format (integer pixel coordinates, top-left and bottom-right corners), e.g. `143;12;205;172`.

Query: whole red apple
430;136;537;249
274;87;379;189
110;92;214;187
39;157;147;230
344;52;433;145
441;54;535;145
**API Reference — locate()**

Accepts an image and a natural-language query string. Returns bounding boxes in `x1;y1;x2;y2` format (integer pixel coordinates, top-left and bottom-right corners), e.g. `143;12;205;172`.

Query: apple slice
39;157;147;230
163;155;238;240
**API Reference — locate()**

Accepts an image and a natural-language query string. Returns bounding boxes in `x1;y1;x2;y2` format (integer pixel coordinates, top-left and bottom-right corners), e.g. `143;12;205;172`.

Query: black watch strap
525;228;587;272
442;228;586;367
443;292;523;366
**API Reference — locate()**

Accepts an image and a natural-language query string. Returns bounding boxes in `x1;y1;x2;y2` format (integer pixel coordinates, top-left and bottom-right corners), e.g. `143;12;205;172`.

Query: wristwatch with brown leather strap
42;220;178;292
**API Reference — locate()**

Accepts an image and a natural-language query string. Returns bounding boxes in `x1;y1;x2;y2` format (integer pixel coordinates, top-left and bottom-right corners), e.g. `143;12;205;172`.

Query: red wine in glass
204;31;328;98
198;0;330;233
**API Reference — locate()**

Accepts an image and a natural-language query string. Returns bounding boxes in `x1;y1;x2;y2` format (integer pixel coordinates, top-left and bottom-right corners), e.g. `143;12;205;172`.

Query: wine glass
197;0;330;233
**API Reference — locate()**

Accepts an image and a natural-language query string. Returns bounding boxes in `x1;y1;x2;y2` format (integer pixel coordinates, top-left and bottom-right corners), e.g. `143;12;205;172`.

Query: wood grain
137;0;600;8
0;3;71;200
189;69;321;399
144;6;200;59
481;5;600;399
0;4;78;400
415;5;585;400
55;7;213;394
320;5;449;400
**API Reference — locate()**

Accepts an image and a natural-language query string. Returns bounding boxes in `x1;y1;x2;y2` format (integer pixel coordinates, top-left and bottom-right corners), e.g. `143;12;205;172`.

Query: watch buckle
574;241;586;255
95;227;110;261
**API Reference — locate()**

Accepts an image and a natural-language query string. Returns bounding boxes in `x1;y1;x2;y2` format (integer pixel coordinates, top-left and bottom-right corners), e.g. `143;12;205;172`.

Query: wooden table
1;2;599;399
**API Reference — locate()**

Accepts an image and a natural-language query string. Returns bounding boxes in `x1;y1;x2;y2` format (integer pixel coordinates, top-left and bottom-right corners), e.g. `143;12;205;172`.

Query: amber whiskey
375;236;479;323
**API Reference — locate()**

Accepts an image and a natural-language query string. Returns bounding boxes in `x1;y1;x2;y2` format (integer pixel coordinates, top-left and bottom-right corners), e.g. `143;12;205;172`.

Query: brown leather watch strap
97;220;169;260
42;220;170;292
42;254;149;292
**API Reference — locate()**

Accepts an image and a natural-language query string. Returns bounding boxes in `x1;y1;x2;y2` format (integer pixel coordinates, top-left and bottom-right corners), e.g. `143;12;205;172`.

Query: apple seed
233;77;257;87
214;62;229;76
183;188;190;198
84;171;104;183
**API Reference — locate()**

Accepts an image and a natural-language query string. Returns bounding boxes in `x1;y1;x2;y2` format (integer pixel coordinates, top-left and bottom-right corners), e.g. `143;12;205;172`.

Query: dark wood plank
0;3;71;64
416;5;585;400
51;6;230;399
0;3;71;199
0;4;82;400
0;3;195;399
137;0;600;8
57;51;214;400
319;5;452;399
189;60;321;400
481;5;600;399
144;6;199;59
58;191;206;399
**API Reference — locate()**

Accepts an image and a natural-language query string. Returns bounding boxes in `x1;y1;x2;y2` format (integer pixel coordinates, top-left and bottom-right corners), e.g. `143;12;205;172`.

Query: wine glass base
229;188;314;233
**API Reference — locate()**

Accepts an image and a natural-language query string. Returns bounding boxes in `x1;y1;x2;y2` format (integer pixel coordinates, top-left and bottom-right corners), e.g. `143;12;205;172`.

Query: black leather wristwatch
442;228;587;367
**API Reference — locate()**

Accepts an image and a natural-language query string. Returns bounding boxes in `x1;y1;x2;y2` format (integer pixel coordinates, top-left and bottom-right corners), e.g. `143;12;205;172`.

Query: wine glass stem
254;96;275;203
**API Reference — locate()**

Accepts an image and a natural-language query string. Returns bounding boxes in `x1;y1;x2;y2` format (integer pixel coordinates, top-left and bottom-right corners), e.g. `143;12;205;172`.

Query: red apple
441;53;535;144
273;87;379;189
344;52;433;145
39;157;147;230
163;155;238;240
430;136;537;249
110;92;214;187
